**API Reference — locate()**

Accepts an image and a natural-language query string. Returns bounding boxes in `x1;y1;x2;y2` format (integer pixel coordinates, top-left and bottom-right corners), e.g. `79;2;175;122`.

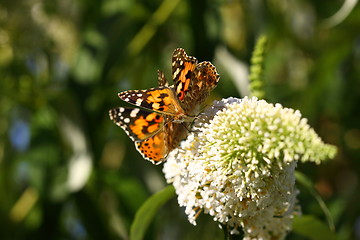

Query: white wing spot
177;83;182;92
124;118;130;123
119;107;125;112
137;93;143;97
136;98;143;106
130;108;140;117
173;68;180;79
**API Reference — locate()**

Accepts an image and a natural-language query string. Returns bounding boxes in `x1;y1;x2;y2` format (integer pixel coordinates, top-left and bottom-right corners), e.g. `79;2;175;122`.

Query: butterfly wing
189;61;220;111
164;121;189;152
118;87;185;117
157;70;169;87
109;107;174;164
110;48;219;164
135;129;168;164
171;48;220;115
137;120;189;164
172;48;198;104
109;107;164;141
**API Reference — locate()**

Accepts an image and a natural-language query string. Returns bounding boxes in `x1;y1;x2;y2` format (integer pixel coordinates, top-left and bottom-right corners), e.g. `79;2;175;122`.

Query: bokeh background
1;0;360;239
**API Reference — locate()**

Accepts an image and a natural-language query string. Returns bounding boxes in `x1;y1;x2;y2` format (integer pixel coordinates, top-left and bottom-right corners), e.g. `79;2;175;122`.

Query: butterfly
109;48;219;164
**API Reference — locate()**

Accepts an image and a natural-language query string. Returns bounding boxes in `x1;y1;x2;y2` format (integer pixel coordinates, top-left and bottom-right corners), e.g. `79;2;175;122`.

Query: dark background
0;0;359;239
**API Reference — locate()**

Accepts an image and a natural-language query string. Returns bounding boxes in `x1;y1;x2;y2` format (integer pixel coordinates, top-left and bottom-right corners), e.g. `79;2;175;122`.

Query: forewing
172;48;198;103
171;48;220;115
118;87;183;116
109;107;164;141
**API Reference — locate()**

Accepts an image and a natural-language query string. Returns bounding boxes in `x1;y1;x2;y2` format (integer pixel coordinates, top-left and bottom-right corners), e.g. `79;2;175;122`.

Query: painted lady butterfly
109;48;219;164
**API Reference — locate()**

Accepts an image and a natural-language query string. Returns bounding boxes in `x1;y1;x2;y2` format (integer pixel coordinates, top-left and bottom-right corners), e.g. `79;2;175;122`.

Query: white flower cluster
163;97;336;239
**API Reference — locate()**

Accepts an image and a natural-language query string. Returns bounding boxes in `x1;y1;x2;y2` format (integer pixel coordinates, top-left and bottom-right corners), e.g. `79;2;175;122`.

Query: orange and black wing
118;87;184;116
109;107;164;141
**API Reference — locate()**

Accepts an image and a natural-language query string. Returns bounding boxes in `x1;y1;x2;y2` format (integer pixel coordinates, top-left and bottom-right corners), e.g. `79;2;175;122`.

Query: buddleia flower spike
163;97;337;239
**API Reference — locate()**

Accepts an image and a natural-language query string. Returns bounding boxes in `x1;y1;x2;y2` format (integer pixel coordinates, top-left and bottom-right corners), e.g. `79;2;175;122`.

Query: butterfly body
109;48;219;164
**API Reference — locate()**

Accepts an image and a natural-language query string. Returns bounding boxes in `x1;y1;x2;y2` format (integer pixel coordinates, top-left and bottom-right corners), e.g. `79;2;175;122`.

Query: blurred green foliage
0;0;359;239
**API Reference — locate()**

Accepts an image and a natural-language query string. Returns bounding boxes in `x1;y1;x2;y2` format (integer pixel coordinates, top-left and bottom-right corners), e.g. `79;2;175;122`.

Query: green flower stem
249;35;267;99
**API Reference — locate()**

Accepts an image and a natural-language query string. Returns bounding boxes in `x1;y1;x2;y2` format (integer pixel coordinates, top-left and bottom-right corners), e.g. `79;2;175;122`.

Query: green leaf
130;185;175;240
292;215;337;240
295;171;335;232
